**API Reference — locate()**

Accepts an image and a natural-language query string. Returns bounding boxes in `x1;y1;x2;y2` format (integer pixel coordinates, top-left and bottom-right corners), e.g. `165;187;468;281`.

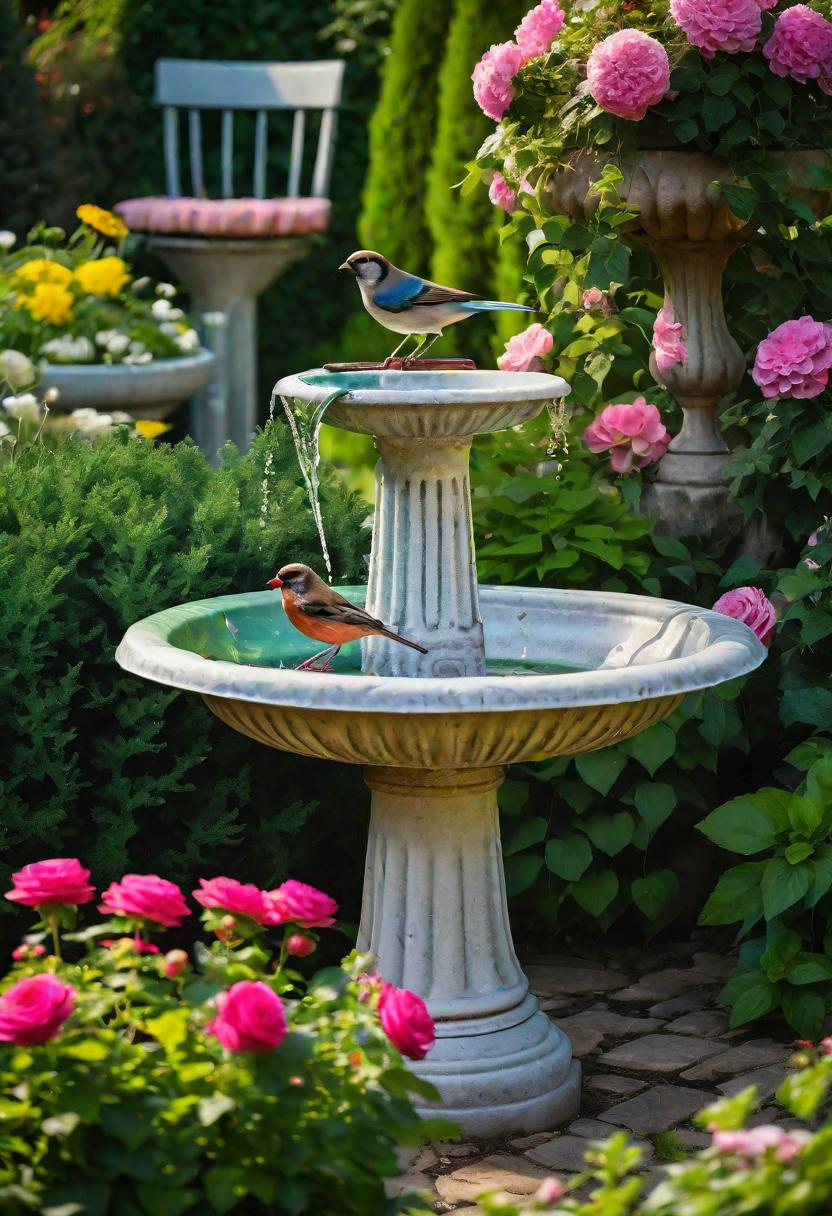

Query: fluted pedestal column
359;765;580;1137
362;436;485;679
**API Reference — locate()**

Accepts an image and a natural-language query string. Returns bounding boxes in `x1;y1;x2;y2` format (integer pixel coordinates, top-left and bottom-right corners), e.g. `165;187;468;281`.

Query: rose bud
285;933;315;957
163;948;189;978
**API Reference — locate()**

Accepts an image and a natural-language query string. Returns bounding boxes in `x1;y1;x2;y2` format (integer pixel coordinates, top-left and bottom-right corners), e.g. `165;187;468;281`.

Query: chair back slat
221;110;234;198
163;107;181;196
287;110;305;199
253;111;268;199
188;110;205;197
311;108;337;199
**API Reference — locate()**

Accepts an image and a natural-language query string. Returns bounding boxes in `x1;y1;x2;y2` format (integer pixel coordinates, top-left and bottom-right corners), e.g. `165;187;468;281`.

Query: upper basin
276;369;569;439
115;586;766;769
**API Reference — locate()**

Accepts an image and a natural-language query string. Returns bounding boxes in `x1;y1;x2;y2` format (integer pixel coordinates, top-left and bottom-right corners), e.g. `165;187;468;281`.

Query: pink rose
582;287;618;317
193;877;271;925
712;587;777;646
498;322;554;372
670;0;763;58
0;973;75;1045
489;171;517;212
472;41;524;121
207;980;287;1053
99;874;190;928
653;302;689;377
285;933;316;957
378;982;435;1060
752;316;832;400
586;30;671;121
764;5;832;86
6;858;94;908
583;398;671;473
515;0;565;62
163;948;189;977
265;879;338;928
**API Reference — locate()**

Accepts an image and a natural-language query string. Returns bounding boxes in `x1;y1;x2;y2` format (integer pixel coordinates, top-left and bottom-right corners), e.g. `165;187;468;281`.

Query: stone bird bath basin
117;369;766;1136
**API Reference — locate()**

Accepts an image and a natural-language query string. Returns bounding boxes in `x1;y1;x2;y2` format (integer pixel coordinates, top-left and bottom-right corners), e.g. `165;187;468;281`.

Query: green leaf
781;687;832;730
697;799;777;855
580;811;634;856
203;1167;249;1215
720;972;780;1027
572;868;619;917
781;988;826;1039
785;841;814;865
788;794;823;838
628;723;676;776
786;953;832;986
807;757;832;809
499;779;530;815
575;748;627;795
633;782;676;836
807;844;832;906
545;833;592;882
503;852;543;898
63;1038;110;1062
631;871;679;922
761;858;812;919
144;1010;189;1054
503;816;547;857
672;117;699;143
699;863;765;925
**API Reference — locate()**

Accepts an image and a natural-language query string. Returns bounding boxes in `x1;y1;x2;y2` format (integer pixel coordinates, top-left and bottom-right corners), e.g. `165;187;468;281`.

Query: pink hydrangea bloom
515;0;565;62
6;858;94;908
193;877;271;925
498;323;554;372
712;587;777;646
265;879;338;928
752;316;832;400
670;0;763;57
207;980;287;1053
713;1125;810;1162
586;30;671;121
99;874;191;928
583;398;671;473
763;5;832;86
653;303;689;377
0;974;75;1046
472;41;525;121
378;983;435;1060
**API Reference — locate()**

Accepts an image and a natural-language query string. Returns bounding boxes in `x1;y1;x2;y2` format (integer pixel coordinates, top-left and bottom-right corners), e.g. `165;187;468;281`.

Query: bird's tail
379;628;429;655
464;300;536;313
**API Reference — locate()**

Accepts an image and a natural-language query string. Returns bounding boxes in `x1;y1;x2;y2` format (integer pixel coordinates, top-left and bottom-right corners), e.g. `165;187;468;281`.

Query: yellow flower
134;420;171;440
76;204;129;240
18;283;75;326
75;257;130;298
14;258;73;287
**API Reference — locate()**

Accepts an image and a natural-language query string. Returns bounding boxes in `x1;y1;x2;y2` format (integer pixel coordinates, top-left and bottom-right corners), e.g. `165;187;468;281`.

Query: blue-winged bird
339;250;535;361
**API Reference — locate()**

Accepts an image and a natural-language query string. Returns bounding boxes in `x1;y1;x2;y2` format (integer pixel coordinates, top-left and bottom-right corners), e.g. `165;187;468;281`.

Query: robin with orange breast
268;563;428;671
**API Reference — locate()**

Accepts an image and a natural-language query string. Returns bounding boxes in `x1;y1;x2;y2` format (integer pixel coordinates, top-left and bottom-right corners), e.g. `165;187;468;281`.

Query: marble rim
275;367;571;407
115;586;767;715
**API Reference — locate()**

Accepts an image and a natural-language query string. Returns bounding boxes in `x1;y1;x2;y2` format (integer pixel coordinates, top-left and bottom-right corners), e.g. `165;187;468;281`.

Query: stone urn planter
546;148;831;537
40;349;215;421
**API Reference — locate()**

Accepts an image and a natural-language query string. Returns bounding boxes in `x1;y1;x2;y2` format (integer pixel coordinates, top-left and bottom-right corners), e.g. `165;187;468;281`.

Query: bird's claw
293;645;341;673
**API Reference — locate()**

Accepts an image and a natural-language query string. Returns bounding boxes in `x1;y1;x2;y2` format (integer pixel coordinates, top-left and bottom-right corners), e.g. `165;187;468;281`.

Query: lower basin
116;584;765;769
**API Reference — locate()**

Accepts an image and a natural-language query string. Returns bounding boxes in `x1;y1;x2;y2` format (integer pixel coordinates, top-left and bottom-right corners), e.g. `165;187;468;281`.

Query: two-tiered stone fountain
116;366;766;1135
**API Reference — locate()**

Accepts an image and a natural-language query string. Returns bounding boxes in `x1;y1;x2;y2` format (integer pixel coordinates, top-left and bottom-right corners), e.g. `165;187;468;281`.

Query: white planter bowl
40;349;215;420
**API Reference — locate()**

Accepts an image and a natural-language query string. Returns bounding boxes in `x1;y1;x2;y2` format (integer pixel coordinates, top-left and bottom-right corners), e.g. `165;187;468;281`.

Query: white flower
159;322;179;336
131;276;151;293
128;341;147;356
155;282;177;298
0;231;16;251
151;299;172;318
111;411;133;423
95;329;118;346
167;307;184;321
70;408;114;435
3;393;41;421
43;387;60;404
527;228;546;252
0;419;9;437
106;334;130;356
0;349;36;389
175;328;199;353
202;311;226;328
123;351;153;365
41;335;96;363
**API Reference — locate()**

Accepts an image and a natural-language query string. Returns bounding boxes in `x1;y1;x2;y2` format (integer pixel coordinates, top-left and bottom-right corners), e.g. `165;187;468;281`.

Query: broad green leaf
628;723;676;776
785;841;814;865
631;871;679;922
144;1010;189;1054
503;816;547;857
781;687;832;730
720;971;780;1027
545;833;592;882
699;863;765;925
499;779;530;815
572;868;618;917
807;844;832;906
788;794;823;838
761;858;811;919
503;852;543;898
697;799;777;855
781;987;826;1040
580;811;634;857
807;756;832;809
633;782;676;836
785;953;832;986
575;748;627;795
64;1038;110;1062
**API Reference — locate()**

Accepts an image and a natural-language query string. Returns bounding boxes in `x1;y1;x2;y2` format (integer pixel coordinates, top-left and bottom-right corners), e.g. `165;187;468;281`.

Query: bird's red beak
267;576;283;589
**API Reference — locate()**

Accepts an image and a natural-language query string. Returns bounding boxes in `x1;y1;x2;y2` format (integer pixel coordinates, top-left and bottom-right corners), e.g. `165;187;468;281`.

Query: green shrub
0;427;369;909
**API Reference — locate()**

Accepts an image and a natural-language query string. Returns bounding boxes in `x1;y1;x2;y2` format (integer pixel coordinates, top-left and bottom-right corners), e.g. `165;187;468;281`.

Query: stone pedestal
359;765;580;1136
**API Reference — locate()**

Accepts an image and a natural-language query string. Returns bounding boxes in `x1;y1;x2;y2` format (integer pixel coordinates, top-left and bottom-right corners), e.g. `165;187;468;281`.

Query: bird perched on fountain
339;250;535;362
268;563;428;671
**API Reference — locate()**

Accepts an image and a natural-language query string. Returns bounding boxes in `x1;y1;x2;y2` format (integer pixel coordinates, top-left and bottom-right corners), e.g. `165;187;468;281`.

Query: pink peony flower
472;41;524;121
583;398;671;473
498;322;554;372
265;879;338;928
193;877;271;925
712;587;777;646
653;302;689;377
764;5;832;85
6;858;94;908
163;948;189;978
0;973;75;1045
515;0;565;62
378;983;435;1060
752;316;832;400
713;1125;810;1162
207;980;287;1053
582;287;618;317
98;874;190;928
670;0;763;58
586;30;671;121
285;933;316;957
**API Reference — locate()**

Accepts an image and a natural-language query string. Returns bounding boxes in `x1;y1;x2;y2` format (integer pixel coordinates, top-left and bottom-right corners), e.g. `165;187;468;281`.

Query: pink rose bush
583;398;671;473
712;1124;810;1163
6;858;94;908
99;873;191;927
653;302;689;377
472;41;524;121
497;322;553;372
515;0;565;61
265;878;338;927
378;982;435;1060
670;0;763;58
764;5;832;91
193;876;272;925
586;30;671;121
0;974;75;1046
712;586;777;646
207;980;287;1053
752;316;832;400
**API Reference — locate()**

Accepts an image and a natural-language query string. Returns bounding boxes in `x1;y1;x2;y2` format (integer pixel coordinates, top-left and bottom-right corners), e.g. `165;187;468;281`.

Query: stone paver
526;964;627;995
569;1117;623;1139
598;1085;717;1135
675;1129;711;1151
586;1073;648;1099
718;1064;791;1101
561;1009;665;1040
611;969;710;1005
681;1039;791;1083
648;991;714;1018
525;1135;594;1173
665;1009;730;1038
599;1033;726;1074
552;1020;604;1058
434;1154;549;1204
385;1171;434;1198
509;1132;553;1150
